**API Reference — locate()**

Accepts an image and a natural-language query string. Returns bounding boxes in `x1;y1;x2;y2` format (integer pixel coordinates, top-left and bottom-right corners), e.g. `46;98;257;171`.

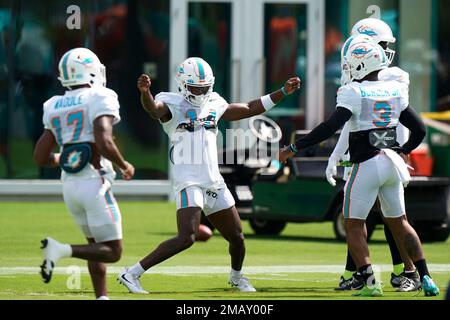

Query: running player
34;48;134;300
279;39;439;297
117;57;301;294
328;18;419;292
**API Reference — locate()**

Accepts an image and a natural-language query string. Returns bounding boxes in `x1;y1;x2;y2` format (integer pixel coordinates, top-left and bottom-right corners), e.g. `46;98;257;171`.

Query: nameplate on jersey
368;128;397;149
60;143;92;174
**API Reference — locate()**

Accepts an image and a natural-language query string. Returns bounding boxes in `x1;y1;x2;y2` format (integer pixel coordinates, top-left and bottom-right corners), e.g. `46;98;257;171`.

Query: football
195;224;213;242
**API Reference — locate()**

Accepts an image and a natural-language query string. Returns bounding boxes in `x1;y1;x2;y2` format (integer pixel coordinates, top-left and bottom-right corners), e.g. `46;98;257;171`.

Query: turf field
0;201;448;300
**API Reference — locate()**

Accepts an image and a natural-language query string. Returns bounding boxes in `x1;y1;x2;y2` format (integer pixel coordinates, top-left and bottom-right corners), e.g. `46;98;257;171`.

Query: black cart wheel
249;218;287;235
333;207;378;242
333;209;347;242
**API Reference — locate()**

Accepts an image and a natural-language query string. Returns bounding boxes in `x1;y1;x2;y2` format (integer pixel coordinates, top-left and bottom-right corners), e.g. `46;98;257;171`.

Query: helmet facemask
378;41;396;65
186;84;213;107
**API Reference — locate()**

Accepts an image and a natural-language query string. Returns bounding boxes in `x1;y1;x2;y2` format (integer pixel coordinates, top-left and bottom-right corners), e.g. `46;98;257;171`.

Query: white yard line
1;264;450;275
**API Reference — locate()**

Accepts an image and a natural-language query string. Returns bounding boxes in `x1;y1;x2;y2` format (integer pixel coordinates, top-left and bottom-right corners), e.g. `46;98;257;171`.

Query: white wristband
261;94;276;111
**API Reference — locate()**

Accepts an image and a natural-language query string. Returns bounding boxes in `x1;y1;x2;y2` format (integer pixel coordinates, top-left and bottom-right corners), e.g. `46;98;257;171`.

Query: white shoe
229;276;257;292
40;237;63;283
117;268;148;294
97;295;110;300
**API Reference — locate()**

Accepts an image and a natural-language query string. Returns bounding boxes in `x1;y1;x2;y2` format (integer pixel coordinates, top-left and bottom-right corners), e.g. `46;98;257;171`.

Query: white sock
230;269;242;282
59;243;73;259
49;238;72;260
128;262;145;277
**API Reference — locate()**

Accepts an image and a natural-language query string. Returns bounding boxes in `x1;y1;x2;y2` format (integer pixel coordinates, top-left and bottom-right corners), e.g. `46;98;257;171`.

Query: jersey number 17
51;110;84;145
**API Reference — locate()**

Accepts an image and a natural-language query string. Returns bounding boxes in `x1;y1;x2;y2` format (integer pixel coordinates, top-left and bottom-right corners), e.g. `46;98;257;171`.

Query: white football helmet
58;48;106;88
176;57;215;107
351;18;396;64
345;40;389;81
340;35;374;86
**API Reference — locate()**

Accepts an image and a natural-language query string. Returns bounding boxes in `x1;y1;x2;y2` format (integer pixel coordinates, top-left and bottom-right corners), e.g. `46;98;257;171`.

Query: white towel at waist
382;148;414;188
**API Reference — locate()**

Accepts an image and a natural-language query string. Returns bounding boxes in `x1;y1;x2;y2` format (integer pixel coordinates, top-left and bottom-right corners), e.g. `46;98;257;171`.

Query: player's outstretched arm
33;130;60;167
278;107;352;163
94;115;135;180
221;77;301;121
138;74;170;121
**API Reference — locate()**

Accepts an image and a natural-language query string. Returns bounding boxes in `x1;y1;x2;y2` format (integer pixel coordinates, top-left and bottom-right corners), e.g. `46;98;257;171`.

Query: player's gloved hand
326;155;340;187
137;74;151;93
120;161;135;180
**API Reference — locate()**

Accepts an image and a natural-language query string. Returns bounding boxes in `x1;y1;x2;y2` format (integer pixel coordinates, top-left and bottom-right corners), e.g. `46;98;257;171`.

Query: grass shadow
152;232;387;244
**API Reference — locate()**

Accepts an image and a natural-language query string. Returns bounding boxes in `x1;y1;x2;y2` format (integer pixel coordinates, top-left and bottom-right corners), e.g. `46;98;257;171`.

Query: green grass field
0;201;448;300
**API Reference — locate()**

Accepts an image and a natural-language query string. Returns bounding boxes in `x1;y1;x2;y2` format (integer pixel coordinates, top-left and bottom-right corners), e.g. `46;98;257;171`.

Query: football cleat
229;276;257;292
396;271;421;292
397;276;421;292
335;273;364;291
40;237;62;283
117;268;148;294
422;275;440;297
390;272;406;288
352;282;384;297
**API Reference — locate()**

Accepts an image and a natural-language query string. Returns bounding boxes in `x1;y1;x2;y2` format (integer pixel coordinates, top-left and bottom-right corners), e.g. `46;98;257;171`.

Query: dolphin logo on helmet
357;25;378;37
351;46;373;59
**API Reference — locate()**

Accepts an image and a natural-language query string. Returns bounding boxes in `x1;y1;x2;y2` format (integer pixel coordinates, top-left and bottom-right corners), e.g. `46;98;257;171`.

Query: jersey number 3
51;110;84;145
373;102;392;128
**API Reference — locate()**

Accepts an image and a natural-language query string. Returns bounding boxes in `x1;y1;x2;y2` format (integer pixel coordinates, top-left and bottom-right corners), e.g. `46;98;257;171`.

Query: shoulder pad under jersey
206;92;228;105
155;92;185;106
379;67;410;85
43;95;60;111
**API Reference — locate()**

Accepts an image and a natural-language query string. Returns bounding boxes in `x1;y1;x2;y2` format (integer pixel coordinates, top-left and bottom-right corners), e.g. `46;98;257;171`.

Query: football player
33;48;134;300
117;57;301;293
279;39;439;297
328;18;420;292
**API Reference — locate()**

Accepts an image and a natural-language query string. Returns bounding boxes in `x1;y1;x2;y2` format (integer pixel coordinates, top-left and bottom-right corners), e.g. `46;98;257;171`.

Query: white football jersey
332;67;411;159
43;87;120;144
43;86;120;180
156;92;229;193
337;79;409;133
